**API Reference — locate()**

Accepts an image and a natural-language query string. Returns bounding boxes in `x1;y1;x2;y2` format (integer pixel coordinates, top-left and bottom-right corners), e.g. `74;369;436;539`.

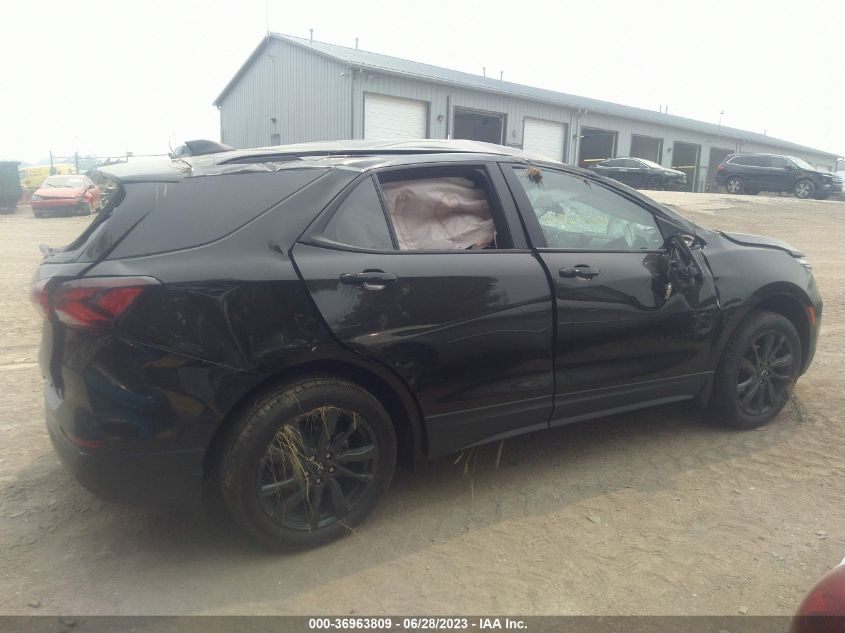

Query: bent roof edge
213;33;840;160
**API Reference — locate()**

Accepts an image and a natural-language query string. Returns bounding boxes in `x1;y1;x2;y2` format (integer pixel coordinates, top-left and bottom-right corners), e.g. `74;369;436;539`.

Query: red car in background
31;175;102;218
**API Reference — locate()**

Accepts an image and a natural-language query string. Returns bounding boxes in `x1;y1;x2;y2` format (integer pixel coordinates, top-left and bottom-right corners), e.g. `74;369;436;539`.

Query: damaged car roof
93;140;545;183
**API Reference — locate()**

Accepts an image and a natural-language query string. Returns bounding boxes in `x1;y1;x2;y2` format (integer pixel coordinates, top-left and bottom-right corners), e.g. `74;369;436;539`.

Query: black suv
715;153;842;199
32;140;822;549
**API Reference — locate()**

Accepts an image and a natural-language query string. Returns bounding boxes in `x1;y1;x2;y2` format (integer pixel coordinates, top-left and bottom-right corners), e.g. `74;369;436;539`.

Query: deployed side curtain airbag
381;176;494;250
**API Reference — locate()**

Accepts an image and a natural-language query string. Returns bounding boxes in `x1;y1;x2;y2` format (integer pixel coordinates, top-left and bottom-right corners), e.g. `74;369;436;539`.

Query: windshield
786;156;815;171
42;176;84;188
636;159;664;169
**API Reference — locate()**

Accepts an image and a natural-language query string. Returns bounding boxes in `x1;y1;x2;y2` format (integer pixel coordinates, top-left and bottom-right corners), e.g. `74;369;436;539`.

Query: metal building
214;33;840;192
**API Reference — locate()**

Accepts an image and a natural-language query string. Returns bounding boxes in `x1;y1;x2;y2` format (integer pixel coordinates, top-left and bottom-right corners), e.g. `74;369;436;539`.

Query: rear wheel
220;377;396;549
794;180;815;199
725;176;744;194
709;311;801;429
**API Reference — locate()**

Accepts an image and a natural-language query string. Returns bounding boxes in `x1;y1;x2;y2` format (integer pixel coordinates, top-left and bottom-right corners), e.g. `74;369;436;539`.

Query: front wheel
220;377;397;549
794;180;815;199
709;311;801;429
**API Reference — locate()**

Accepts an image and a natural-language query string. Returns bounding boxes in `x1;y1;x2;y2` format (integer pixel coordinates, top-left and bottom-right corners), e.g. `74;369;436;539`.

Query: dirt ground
0;192;843;617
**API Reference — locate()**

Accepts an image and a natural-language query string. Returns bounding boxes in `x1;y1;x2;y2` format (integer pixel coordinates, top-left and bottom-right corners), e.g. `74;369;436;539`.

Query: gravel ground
0;192;843;616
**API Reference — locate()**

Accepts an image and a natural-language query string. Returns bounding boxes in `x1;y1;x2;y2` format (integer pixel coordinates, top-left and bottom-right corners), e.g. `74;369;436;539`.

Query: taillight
792;562;845;633
33;276;159;329
30;279;50;318
717;163;726;172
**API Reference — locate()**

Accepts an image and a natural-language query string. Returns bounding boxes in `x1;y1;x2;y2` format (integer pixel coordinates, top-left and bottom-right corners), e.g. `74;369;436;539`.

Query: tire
709;311;802;429
220;377;397;549
725;176;744;195
646;175;663;190
794;179;815;199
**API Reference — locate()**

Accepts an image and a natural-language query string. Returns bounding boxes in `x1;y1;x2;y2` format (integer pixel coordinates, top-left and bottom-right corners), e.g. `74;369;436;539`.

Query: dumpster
0;161;21;214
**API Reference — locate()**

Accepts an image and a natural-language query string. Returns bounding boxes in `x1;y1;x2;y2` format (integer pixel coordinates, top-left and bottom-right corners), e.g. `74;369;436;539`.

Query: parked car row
715;153;843;200
586;152;842;200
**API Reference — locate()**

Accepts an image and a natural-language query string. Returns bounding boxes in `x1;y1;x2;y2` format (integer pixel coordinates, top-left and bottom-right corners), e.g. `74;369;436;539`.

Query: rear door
292;162;555;456
503;164;720;425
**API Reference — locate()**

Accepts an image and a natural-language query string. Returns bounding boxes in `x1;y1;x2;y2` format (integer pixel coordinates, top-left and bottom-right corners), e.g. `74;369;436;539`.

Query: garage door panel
523;118;566;162
364;94;427;140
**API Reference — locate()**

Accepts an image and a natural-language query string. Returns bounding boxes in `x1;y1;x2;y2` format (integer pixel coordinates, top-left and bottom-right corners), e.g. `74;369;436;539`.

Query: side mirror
87;183;96;189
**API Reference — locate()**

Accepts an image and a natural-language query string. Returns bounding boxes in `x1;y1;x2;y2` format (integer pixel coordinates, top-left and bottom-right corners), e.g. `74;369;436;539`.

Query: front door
292;164;555;456
503;164;720;424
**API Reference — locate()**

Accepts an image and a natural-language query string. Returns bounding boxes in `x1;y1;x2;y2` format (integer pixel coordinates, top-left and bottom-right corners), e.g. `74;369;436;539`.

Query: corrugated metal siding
220;41;838;174
220;39;352;149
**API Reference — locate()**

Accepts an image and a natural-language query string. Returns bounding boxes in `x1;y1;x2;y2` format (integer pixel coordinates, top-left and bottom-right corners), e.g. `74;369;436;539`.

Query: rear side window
107;170;324;259
322;177;394;251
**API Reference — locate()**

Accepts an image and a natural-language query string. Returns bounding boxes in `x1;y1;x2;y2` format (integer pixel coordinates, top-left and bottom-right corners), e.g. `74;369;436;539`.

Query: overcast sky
2;0;842;163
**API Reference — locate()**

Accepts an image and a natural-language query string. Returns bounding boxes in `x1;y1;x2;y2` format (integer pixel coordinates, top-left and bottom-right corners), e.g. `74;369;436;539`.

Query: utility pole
74;151;79;174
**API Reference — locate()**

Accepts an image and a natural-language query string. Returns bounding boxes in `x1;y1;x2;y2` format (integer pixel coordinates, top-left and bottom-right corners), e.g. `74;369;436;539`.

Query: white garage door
523;118;566;162
364;94;427;140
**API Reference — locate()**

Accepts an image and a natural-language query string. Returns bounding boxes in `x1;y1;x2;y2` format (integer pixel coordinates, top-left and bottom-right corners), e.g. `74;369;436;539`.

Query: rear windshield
48;169;325;263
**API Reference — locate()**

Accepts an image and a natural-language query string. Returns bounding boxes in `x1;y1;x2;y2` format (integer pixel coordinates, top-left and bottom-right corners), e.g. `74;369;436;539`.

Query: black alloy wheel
735;330;795;416
220;377;396;549
709;311;801;428
257;406;379;531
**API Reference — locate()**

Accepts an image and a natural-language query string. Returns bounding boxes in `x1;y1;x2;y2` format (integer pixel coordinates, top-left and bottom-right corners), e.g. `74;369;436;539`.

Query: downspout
349;65;357;140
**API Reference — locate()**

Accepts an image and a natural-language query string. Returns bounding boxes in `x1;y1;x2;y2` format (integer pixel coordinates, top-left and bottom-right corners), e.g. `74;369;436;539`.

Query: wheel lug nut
329;467;335;473
316;477;323;484
325;453;332;459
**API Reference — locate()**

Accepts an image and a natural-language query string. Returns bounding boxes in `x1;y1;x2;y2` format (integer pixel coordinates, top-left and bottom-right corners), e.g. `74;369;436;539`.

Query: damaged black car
31;140;822;549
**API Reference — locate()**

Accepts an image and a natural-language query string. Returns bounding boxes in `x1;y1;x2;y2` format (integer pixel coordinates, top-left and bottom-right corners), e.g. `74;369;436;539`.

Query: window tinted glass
378;171;498;250
624;159;642;168
108;170;324;259
322;177;394;250
602;159;623;167
730;156;752;166
770;156;789;168
511;167;663;250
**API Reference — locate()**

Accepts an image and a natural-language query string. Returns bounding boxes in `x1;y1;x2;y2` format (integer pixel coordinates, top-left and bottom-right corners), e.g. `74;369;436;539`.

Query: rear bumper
45;383;205;508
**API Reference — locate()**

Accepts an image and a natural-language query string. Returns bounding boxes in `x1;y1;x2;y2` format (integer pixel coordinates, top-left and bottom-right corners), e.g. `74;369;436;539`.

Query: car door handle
340;270;398;290
559;265;601;279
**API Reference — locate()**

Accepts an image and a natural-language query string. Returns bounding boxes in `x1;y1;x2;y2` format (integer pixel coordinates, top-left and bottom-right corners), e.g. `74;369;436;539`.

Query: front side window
511;167;663;251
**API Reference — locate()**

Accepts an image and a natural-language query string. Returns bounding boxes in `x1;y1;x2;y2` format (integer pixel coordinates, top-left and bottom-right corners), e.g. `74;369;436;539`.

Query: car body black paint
33;142;822;508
